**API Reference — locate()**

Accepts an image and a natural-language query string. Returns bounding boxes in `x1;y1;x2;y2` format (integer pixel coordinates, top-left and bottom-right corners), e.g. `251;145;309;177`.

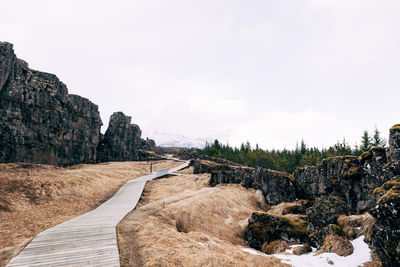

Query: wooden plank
6;161;189;267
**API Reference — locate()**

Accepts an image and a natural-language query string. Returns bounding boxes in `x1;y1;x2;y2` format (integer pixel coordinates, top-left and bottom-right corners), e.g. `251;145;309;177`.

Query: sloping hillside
117;167;287;266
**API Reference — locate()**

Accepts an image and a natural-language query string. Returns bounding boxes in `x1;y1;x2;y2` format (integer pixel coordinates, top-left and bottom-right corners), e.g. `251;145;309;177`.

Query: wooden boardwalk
7;161;190;267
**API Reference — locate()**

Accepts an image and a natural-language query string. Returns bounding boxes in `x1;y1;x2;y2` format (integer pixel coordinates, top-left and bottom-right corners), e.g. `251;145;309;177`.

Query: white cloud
1;0;399;150
228;110;353;149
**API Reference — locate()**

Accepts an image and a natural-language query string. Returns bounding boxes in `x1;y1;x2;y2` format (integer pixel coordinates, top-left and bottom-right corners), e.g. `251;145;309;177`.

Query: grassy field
0;160;182;266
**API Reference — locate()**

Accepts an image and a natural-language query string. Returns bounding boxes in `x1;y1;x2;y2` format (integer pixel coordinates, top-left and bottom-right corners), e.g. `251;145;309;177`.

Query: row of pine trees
200;127;387;173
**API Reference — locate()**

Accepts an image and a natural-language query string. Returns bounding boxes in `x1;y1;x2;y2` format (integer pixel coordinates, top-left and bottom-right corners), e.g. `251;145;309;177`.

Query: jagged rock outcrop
97;112;143;162
294;147;391;212
369;196;400;267
307;196;350;232
192;159;296;205
141;137;156;151
0;42;102;166
244;212;308;250
388;124;400;161
306;196;350;248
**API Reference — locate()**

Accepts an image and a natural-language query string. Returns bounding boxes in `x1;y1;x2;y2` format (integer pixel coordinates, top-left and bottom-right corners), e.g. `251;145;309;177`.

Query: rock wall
0;42;157;166
141;137;156;151
0;42;102;166
388;124;400;161
97;112;143;162
192;159;296;205
370;196;400;267
293;147;391;212
244;212;308;250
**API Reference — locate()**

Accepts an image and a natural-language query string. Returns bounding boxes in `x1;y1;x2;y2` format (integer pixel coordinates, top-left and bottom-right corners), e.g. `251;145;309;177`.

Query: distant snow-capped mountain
142;131;213;148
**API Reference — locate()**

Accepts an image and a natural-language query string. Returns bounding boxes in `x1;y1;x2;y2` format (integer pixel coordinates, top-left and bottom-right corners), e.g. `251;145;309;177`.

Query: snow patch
240;235;372;267
240;247;264;255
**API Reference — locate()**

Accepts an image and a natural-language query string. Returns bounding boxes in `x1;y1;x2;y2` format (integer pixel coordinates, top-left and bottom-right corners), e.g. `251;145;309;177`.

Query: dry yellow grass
0;160;182;266
315;234;354;256
117;171;288;267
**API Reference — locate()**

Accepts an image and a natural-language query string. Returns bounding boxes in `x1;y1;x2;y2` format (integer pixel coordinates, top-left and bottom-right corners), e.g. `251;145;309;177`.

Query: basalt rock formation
141;137;156;151
0;42;102;166
97;112;143;162
0;42;155;166
388;124;400;161
369;196;400;267
306;196;350;248
293;147;391;213
306;196;350;233
244;212;308;250
192;159;296;205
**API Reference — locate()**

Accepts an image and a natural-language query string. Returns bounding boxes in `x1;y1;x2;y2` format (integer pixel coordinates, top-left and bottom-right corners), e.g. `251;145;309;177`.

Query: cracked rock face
192;159;296;205
388;125;400;161
0;42;102;166
244;212;308;250
370;196;400;267
294;149;391;213
97;112;142;162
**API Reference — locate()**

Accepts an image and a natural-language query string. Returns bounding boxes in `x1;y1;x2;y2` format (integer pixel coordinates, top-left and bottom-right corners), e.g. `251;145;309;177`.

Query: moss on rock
374;178;400;204
345;166;363;178
244;212;308;250
390;123;400;131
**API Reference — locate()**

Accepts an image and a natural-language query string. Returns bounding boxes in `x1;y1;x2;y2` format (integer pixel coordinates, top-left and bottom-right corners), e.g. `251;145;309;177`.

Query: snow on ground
240;236;372;267
240;247;263;256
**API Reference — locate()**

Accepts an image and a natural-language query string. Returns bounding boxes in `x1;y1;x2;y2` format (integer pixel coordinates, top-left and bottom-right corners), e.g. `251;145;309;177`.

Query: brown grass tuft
316;234;354;256
262;240;289;255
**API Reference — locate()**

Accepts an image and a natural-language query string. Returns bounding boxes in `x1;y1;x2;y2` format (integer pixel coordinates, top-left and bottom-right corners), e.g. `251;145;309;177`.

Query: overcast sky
2;0;399;149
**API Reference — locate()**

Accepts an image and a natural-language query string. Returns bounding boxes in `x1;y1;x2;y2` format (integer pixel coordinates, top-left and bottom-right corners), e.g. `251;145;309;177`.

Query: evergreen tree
213;139;221;150
199;128;380;173
372;126;386;147
360;130;372;152
300;139;307;155
353;142;362;156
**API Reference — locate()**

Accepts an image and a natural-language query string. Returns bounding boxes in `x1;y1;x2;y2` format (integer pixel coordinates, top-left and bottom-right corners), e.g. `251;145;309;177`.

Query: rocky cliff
293;147;391;213
388;124;400;161
0;42;102;166
192;159;296;205
0;42;155;166
97;112;143;162
370;196;400;266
